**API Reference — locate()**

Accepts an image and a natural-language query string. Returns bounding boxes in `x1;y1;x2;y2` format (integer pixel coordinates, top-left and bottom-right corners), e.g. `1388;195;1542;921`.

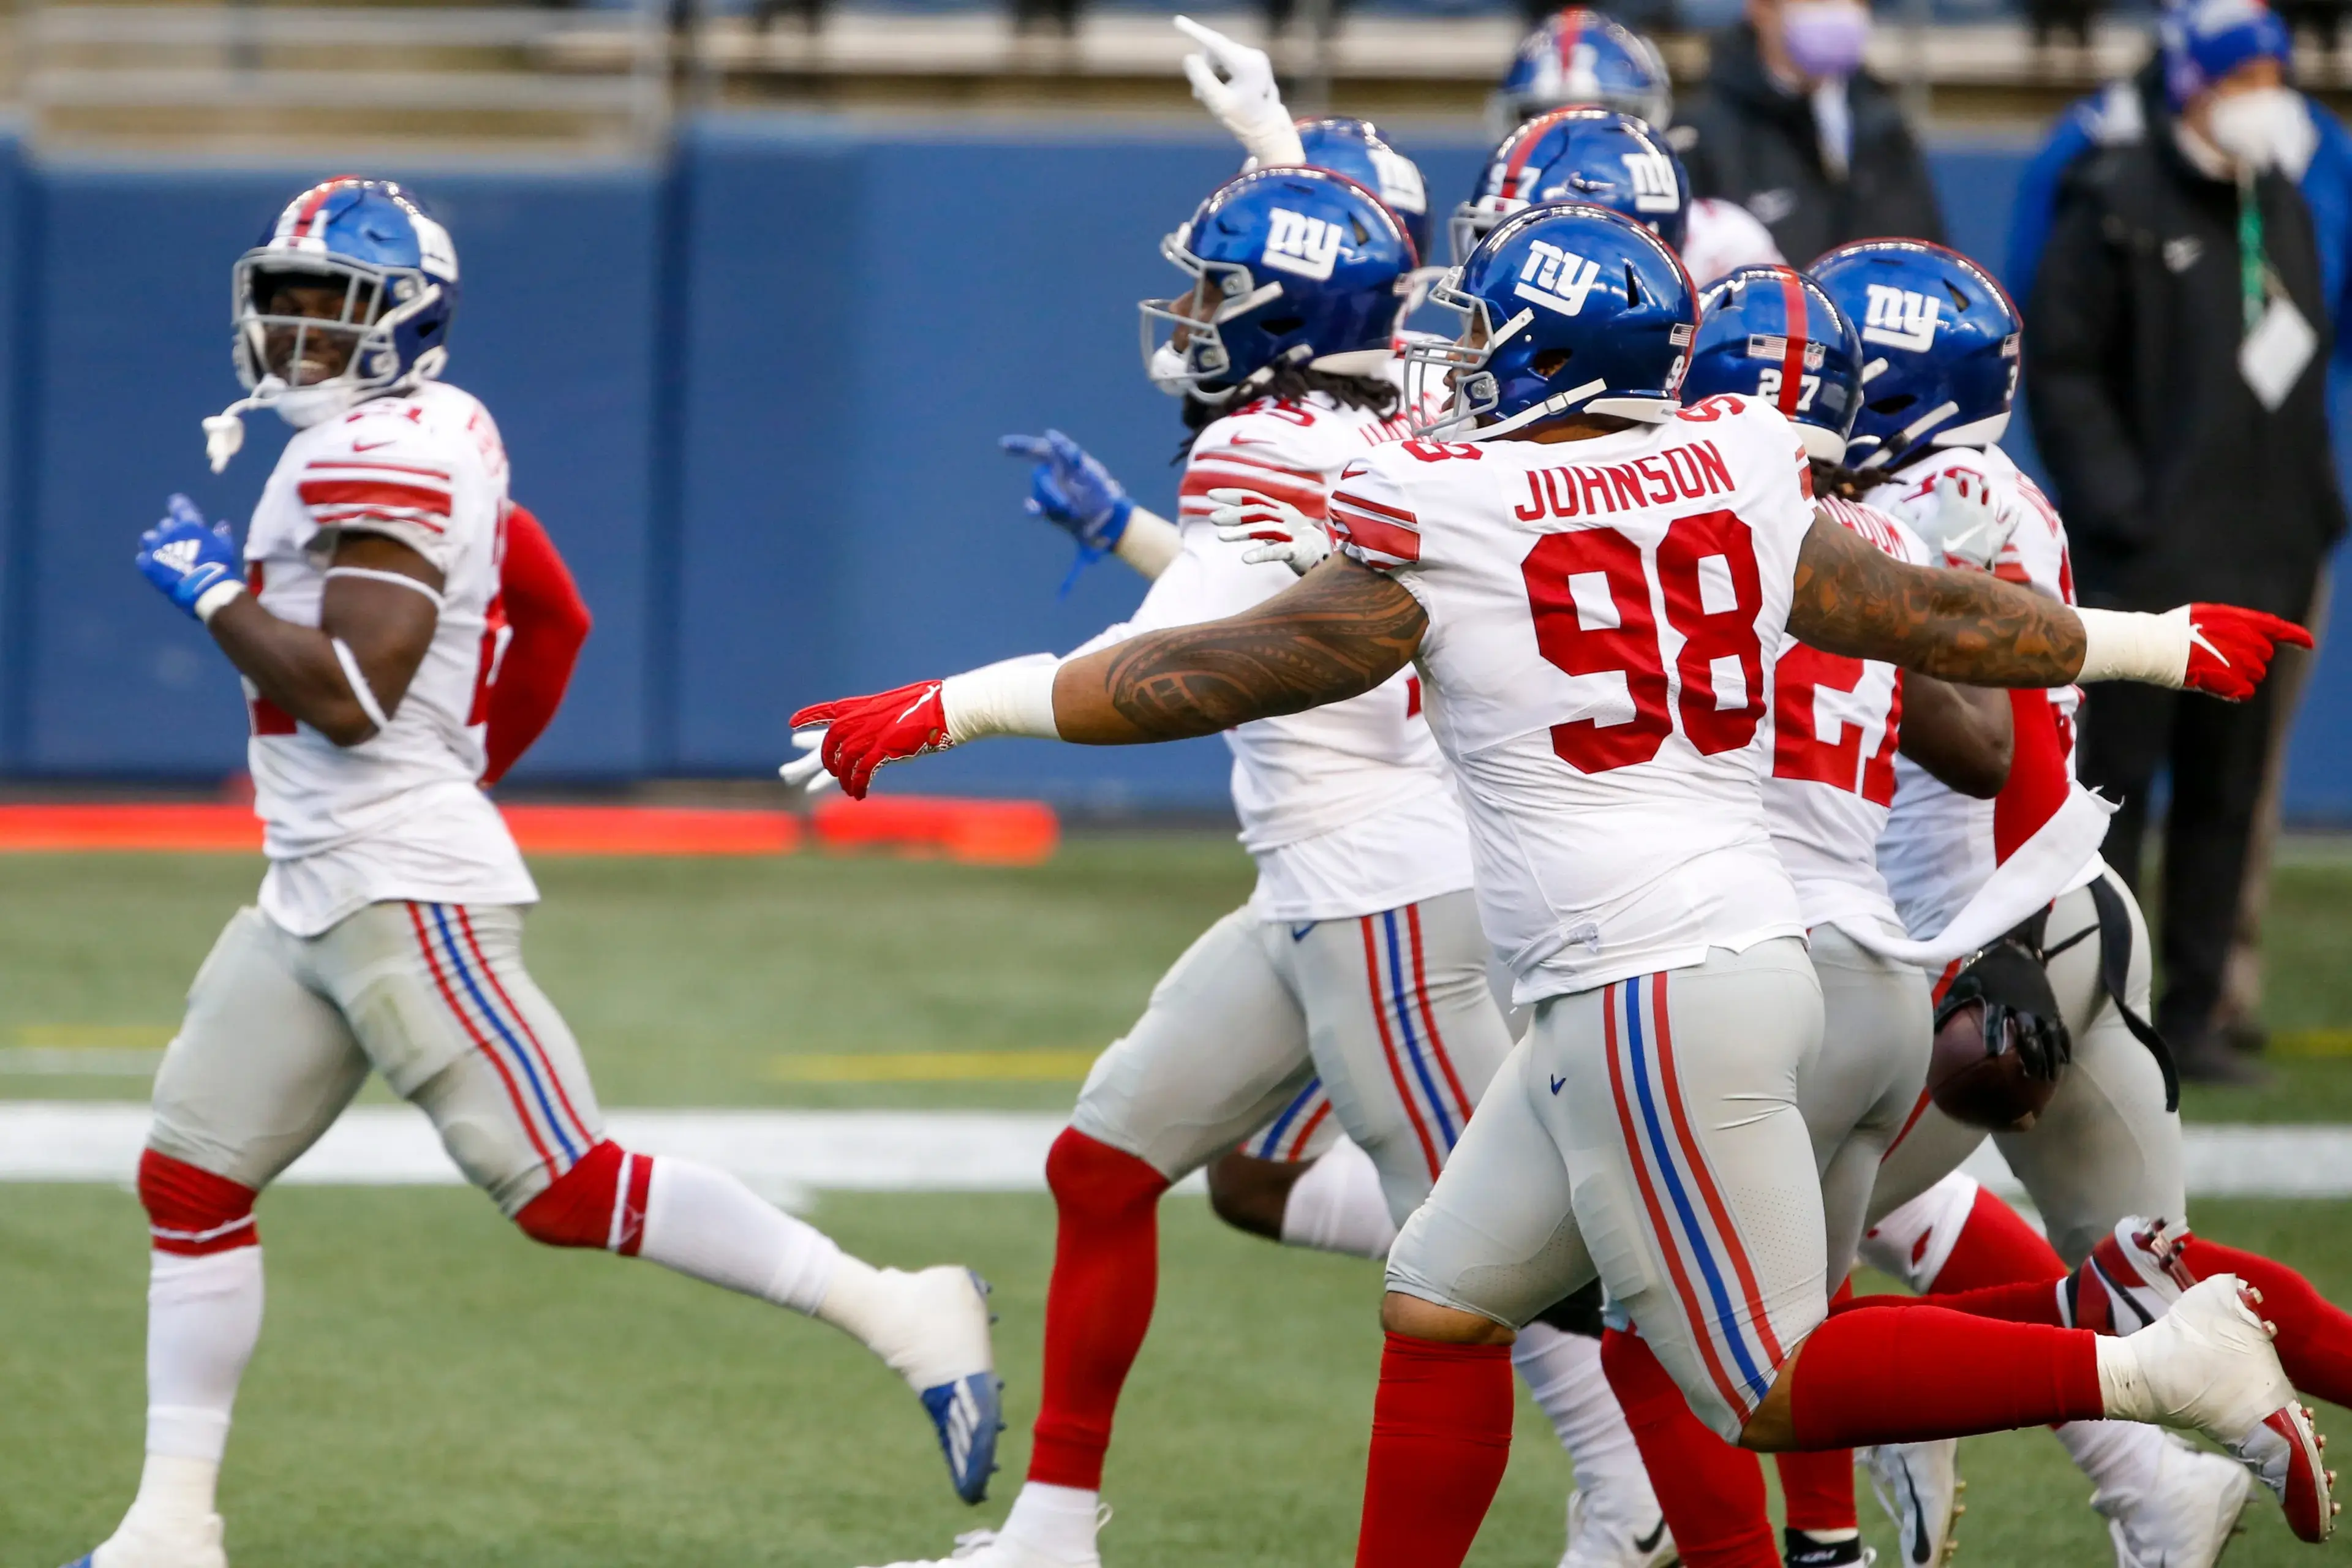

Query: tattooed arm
1789;511;2085;685
1050;552;1428;742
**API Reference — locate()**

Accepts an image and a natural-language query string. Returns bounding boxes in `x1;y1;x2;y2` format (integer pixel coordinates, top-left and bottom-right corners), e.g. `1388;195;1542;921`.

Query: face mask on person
1779;0;1871;80
2207;84;2318;177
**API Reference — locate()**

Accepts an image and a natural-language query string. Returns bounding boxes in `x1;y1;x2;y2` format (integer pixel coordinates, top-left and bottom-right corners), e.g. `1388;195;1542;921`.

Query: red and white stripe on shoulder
300;455;453;535
1327;486;1421;567
1177;445;1330;522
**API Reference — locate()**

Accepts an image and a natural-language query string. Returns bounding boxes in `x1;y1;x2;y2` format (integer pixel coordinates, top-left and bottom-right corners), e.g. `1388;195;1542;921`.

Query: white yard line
2;1103;2350;1199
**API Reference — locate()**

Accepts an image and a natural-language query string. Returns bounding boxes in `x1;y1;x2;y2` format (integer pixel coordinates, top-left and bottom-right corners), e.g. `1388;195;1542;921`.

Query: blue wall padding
0;123;2347;815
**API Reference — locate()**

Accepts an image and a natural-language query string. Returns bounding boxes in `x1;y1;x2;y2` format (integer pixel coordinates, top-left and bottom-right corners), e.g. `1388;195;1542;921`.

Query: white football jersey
1760;495;1927;942
1330;394;1814;1001
1073;387;1474;922
1873;443;2099;939
1679;197;1788;288
241;380;535;937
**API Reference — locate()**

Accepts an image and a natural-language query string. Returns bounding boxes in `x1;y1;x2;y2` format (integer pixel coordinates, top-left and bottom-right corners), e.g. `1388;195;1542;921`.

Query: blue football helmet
1291;117;1431;265
1684;265;1864;461
1141;167;1412;404
1408;203;1695;441
1452;108;1689;265
230;177;458;425
1491;8;1673;137
1809;239;2022;470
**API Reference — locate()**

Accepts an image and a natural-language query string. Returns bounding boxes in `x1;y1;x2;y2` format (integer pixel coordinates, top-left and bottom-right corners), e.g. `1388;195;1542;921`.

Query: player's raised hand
2076;603;2314;701
2182;605;2313;701
1001;430;1135;554
1915;468;2014;570
788;681;952;799
1208;487;1330;576
136;493;244;622
1174;16;1305;168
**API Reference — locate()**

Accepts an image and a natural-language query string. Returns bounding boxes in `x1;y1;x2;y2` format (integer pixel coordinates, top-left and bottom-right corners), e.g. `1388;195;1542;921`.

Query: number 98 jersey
1330;394;1814;1003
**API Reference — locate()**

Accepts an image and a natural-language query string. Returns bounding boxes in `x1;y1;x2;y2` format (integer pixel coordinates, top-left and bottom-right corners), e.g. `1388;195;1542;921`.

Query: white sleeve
293;410;462;572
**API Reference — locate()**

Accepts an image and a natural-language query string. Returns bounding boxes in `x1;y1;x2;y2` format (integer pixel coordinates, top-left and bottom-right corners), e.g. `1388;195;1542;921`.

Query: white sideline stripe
0;1104;2348;1199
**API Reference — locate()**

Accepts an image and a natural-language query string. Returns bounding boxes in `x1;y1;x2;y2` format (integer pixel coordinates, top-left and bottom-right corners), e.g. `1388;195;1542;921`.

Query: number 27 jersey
1330;397;1815;1002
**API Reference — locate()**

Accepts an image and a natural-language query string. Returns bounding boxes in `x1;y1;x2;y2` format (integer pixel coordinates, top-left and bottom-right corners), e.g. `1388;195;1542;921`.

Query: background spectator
1672;0;1945;264
2024;0;2346;1080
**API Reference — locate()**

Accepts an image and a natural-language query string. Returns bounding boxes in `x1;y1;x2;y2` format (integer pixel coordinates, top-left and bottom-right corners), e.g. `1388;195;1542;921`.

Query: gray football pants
1868;869;2180;1266
149;902;604;1213
1069;889;1515;1225
1386;937;1831;1439
1803;927;1933;1286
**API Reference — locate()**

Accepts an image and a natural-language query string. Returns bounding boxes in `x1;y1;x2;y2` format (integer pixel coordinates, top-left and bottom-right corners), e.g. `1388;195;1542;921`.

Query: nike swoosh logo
353;439;395;451
1634;1517;1668;1554
1907;1477;1932;1563
1291;922;1316;941
1550;1074;1567;1096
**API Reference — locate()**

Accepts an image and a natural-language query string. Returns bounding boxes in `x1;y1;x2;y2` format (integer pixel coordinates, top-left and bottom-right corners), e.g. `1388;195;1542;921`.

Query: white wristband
192;579;246;625
941;654;1063;745
2073;606;2192;689
1114;507;1185;579
1237;113;1308;170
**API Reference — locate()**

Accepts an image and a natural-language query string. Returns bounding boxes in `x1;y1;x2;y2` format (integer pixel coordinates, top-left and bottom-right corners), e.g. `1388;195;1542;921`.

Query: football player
813;165;1668;1568
791;203;2328;1566
69;177;1001;1568
1790;238;2352;1568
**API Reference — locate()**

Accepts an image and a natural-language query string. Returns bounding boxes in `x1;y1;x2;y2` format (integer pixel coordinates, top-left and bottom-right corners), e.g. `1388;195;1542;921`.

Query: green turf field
7;837;2352;1565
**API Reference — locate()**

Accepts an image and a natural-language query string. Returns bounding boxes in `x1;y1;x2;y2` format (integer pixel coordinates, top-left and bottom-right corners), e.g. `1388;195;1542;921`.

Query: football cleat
2097;1433;2252;1568
892;1267;1003;1505
859;1508;1111;1568
1861;1439;1963;1565
2062;1216;2196;1336
1784;1529;1875;1566
1559;1487;1676;1568
2119;1275;2335;1542
61;1511;227;1568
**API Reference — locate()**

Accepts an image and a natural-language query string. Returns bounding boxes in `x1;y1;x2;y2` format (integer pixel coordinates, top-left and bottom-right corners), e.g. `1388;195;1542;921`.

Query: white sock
636;1157;840;1313
1854;1173;1980;1292
1000;1479;1102;1561
2057;1418;2173;1502
1278;1139;1398;1260
1512;1324;1653;1515
130;1247;263;1527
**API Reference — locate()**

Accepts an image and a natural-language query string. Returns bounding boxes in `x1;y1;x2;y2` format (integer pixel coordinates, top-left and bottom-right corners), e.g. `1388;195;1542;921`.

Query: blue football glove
1000;430;1135;554
137;494;243;622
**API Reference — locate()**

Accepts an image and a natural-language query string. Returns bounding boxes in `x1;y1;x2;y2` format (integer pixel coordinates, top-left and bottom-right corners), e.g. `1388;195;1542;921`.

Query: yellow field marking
12;1024;174;1049
2272;1029;2352;1058
771;1050;1098;1082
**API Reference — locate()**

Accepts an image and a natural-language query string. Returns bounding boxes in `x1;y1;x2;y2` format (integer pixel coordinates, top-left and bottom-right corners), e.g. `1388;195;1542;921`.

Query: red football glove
2184;605;2313;701
788;680;949;799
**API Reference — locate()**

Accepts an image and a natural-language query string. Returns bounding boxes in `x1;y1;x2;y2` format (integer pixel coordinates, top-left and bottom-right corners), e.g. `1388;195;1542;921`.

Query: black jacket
2026;66;2345;619
1671;23;1945;266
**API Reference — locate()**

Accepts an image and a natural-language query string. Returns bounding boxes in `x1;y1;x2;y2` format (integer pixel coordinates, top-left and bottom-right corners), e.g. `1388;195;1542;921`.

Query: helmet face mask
228;178;459;428
1137;168;1412;405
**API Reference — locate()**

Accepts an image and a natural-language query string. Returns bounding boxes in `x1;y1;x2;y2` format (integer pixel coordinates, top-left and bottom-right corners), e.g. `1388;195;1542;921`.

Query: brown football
1929;999;2057;1131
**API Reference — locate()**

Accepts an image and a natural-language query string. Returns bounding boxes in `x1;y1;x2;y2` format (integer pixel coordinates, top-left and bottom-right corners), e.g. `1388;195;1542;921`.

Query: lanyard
2239;177;2269;336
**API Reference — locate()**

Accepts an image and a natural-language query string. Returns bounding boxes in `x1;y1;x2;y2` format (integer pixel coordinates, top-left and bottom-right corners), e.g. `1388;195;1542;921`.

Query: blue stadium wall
4;119;2350;815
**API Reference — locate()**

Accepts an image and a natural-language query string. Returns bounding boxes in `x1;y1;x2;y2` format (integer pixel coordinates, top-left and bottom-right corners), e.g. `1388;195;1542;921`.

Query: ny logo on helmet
1262;209;1346;282
1513;241;1605;316
1621;153;1681;214
1861;285;1941;352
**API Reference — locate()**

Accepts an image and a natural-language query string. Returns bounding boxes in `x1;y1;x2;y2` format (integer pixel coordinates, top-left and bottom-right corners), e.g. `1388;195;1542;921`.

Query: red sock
1026;1129;1170;1489
2183;1237;2352;1408
1931;1186;2067;1291
1354;1334;1514;1568
1790;1305;2104;1448
1773;1284;1856;1534
1599;1327;1778;1568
